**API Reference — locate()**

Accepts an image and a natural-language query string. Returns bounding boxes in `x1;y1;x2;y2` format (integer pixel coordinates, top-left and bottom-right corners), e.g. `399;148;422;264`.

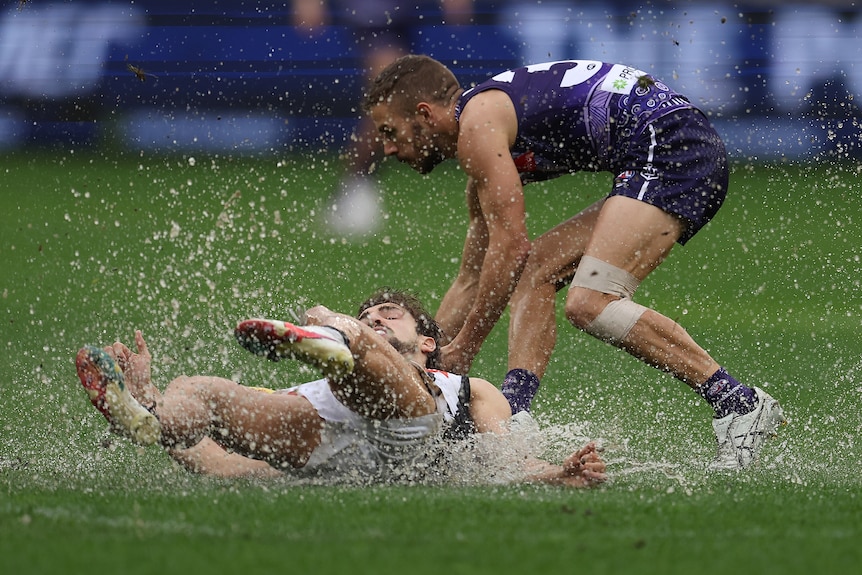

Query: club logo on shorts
641;164;660;181
614;170;635;187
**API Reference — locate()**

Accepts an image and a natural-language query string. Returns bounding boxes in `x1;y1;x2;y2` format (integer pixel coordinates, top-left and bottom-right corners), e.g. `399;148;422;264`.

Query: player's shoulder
457;89;517;146
459;87;514;115
466;376;502;399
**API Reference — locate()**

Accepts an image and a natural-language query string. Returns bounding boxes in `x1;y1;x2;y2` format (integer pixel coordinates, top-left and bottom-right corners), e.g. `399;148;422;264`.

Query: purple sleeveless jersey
455;60;728;244
455;60;695;183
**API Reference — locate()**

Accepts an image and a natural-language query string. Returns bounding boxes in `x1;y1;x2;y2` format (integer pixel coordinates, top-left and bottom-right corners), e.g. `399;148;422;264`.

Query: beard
407;122;447;174
411;147;446;174
388;336;419;356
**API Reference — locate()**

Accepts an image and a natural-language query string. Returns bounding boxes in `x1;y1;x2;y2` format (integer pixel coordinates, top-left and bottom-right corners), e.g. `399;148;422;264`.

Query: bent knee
566;288;648;344
164;375;233;401
565;286;612;329
567;255;647;338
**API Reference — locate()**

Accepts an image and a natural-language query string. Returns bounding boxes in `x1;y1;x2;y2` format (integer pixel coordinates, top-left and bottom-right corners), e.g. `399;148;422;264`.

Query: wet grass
2;150;861;574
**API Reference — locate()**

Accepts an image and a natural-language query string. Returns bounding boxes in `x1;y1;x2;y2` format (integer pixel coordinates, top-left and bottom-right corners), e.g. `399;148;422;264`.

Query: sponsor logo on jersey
600;64;648;95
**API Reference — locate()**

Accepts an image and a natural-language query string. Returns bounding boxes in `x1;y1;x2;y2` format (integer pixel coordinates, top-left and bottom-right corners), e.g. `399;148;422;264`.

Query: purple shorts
610;109;728;245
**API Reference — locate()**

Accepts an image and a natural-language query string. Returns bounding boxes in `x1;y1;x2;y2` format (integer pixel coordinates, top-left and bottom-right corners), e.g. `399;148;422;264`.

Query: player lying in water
75;287;607;487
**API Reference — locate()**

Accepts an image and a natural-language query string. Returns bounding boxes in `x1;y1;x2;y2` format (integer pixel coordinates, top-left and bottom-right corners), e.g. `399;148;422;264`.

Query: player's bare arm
435;176;488;344
465;377;604;488
441;90;530;372
466;376;513;434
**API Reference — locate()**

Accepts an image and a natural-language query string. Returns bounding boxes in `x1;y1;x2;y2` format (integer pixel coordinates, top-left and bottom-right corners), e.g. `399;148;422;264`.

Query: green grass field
2;151;861;574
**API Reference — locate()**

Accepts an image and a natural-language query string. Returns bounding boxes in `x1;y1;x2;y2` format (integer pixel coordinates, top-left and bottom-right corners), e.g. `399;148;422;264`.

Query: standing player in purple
363;55;786;470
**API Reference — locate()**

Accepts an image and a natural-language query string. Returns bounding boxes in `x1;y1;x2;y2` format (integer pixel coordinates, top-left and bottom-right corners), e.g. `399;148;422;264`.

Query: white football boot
235;319;354;378
709;387;786;470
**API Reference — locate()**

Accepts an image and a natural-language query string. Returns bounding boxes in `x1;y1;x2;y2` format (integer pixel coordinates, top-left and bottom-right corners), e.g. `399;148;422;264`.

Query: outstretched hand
559;442;608;487
525;441;608;488
104;330;157;407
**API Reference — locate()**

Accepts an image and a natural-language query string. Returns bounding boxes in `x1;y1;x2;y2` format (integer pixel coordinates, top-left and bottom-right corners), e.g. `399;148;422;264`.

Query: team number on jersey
491;60;603;88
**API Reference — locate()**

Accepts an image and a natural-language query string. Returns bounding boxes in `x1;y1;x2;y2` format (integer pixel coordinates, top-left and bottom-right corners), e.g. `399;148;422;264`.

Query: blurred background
1;0;860;162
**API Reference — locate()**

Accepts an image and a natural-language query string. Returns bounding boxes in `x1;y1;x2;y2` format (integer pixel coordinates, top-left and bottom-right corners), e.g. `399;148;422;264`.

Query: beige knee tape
571;256;647;343
585;298;648;344
571;255;640;298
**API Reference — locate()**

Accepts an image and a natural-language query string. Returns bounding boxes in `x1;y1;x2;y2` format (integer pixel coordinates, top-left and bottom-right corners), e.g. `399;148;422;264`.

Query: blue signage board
1;1;859;158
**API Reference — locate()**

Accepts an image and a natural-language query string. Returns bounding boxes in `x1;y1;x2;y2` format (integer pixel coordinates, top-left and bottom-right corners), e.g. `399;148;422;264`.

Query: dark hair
361;54;461;115
357;286;444;369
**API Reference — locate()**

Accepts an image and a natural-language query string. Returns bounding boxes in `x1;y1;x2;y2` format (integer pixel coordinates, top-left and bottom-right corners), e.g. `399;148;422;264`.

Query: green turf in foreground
2;151;861;574
2;474;860;574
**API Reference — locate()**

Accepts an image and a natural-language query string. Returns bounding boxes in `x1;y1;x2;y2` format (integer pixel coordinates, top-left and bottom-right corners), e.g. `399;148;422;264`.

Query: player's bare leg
98;332;303;475
565;195;718;386
508;199;605;378
565;195;785;469
169;437;283;479
304;306;438;420
157;375;323;470
502;200;604;413
236;307;438;420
